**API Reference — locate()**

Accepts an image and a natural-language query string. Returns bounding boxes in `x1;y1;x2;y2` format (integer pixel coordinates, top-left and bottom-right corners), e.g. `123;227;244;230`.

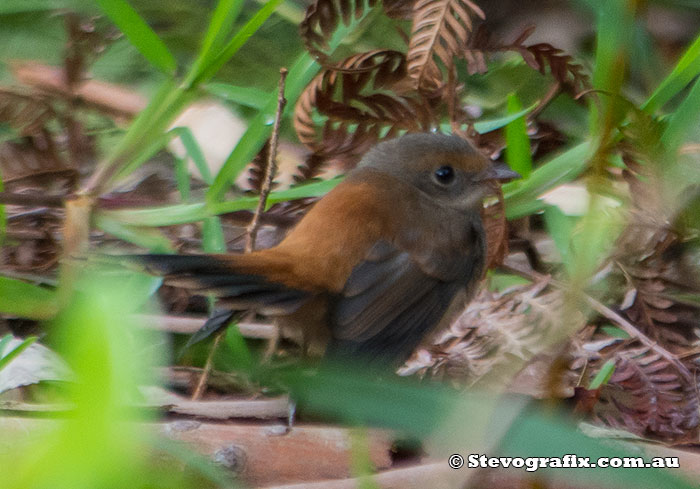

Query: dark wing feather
328;236;483;366
130;254;310;315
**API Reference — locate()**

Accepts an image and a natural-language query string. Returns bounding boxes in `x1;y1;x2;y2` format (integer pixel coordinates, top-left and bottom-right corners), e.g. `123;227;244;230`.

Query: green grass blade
0;336;38;372
644;32;700;113
503;142;591;219
202;216;226;253
100;175;344;227
187;0;245;85
95;215;175;253
174;156;191;202
661;76;700;151
0;276;58;319
205;83;270;110
173;126;213;184
93;0;176;74
473;102;537;134
504;93;533;179
207;53;319;203
193;0;284;85
588;359;616;389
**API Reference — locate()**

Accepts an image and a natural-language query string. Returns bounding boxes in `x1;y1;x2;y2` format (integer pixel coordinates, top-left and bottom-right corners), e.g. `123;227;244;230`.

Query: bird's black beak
475;163;520;181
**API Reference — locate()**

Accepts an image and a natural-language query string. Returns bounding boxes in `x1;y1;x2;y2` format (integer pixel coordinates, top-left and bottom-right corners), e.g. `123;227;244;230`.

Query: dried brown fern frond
399;281;571;389
407;0;485;92
294;50;435;174
383;0;415;19
590;345;699;442
0;88;76;190
300;0;380;65
464;26;590;96
0;88;56;137
245;140;274;193
506;27;589;96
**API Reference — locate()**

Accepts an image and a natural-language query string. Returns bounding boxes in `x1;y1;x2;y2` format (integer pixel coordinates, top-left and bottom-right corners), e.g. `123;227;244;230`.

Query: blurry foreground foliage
0;0;700;488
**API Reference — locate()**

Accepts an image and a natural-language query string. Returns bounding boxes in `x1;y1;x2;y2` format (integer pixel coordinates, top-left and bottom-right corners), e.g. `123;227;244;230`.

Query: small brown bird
135;133;517;367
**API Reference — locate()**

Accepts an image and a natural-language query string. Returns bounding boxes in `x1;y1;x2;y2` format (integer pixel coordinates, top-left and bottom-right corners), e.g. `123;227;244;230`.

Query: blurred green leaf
0;167;5;246
504;92;533;179
661;76;700;151
503;142;591;219
644;31;700;113
501;409;695;489
0;277;58;319
95;215;175;252
543;205;576;273
94;0;176;74
487;272;532;292
0;335;38;372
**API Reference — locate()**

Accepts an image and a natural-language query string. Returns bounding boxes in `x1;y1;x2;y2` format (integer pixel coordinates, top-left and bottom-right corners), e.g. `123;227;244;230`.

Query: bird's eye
434;165;455;185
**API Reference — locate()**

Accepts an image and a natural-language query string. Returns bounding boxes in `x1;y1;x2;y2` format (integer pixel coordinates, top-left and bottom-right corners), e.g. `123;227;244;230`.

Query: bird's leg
286;399;296;433
261;320;281;363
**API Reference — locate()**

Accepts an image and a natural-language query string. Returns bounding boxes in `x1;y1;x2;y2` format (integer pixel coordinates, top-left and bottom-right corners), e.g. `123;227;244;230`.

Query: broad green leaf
0;277;58;319
504;93;533;179
644;32;700;113
93;0;176;74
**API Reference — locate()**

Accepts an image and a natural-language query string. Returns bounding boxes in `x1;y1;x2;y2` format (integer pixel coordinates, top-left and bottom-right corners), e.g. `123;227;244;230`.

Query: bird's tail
123;253;311;350
130;253;310;316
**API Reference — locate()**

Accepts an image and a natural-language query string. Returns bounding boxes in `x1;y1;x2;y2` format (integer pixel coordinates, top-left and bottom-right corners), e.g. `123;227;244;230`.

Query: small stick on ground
190;330;225;400
191;68;288;399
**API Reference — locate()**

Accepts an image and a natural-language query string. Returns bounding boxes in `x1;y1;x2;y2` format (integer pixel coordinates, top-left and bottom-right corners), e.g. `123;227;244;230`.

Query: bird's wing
328;233;484;365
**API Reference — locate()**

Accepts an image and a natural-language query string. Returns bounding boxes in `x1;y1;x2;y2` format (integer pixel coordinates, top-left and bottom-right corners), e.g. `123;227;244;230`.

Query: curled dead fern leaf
300;0;380;65
294;50;435;175
593;346;699;442
506;27;589;96
407;0;485;92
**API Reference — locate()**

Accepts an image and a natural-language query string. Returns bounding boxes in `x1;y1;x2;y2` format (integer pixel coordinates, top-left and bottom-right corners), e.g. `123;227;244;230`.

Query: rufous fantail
133;133;518;367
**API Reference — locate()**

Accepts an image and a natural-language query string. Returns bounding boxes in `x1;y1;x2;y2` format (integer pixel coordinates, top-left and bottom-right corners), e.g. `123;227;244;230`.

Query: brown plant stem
245;67;288;253
191;330;225;400
192;68;289;399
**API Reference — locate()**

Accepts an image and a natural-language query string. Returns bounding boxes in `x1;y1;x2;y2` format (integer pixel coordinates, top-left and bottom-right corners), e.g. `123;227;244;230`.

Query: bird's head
358;133;518;212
